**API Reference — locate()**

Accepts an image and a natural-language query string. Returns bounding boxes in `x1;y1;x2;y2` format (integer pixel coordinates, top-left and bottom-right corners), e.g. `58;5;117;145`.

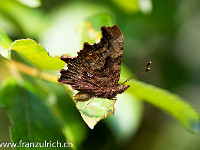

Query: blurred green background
0;0;200;149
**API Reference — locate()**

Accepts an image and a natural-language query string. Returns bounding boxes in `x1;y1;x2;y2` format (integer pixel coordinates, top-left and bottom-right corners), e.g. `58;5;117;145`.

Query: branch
8;61;58;84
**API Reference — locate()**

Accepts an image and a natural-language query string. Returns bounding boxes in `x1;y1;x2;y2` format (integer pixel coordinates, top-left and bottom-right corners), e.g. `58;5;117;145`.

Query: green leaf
0;29;12;59
11;39;65;70
77;98;115;129
0;78;68;149
127;80;200;133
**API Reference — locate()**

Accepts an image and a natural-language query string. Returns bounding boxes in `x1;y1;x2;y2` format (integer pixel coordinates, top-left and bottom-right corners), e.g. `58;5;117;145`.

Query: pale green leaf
77;98;115;129
11;39;65;70
0;29;12;59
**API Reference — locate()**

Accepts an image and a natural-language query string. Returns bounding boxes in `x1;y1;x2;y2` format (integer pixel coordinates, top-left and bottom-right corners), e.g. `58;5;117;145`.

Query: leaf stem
8;61;58;83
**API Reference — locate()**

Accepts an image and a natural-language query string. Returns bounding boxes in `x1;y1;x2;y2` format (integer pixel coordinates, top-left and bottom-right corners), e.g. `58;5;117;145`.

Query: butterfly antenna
123;61;152;84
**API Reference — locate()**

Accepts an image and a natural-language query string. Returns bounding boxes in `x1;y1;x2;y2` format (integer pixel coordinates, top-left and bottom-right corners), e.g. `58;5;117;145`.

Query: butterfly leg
104;98;117;117
79;97;95;110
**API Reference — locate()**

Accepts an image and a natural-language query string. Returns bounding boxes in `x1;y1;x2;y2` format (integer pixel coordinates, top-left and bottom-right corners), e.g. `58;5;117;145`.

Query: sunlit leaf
0;29;12;60
77;98;115;129
11;39;65;70
127;80;200;133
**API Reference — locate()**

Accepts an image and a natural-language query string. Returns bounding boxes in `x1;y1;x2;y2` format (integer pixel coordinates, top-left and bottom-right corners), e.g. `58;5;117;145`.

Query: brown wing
58;25;124;95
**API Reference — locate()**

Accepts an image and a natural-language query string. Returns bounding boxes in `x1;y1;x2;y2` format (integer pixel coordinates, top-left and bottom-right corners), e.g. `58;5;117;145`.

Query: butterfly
58;25;151;115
